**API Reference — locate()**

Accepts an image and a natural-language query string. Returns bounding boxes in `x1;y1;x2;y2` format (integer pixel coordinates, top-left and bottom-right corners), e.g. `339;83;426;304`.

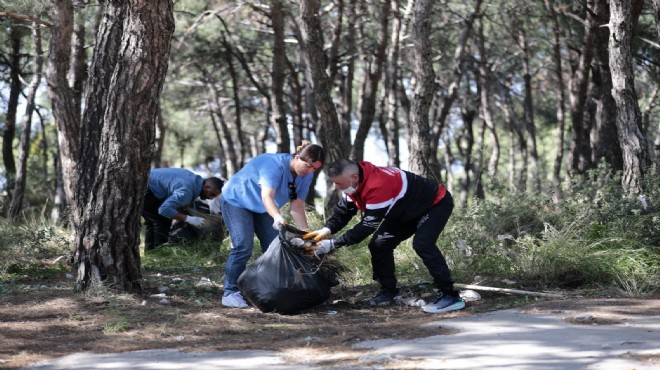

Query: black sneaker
367;289;401;306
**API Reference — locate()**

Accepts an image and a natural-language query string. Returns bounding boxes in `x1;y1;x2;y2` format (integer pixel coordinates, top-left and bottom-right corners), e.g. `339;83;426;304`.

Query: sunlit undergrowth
1;168;658;298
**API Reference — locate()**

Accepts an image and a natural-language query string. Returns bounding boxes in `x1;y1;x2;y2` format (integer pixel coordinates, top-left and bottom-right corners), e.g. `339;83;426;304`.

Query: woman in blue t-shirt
220;142;324;308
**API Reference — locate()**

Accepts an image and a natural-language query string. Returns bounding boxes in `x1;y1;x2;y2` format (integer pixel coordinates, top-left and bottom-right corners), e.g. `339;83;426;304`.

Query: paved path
23;307;660;369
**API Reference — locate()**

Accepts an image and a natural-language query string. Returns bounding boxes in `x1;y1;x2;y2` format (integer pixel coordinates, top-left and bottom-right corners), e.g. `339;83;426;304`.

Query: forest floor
1;268;660;369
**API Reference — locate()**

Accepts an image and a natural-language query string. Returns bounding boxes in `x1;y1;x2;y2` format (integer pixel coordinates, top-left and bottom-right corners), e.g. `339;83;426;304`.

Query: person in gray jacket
142;168;223;251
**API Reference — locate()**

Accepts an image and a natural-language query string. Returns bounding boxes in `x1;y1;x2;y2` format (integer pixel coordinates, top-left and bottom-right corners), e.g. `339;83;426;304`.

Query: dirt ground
1;269;659;370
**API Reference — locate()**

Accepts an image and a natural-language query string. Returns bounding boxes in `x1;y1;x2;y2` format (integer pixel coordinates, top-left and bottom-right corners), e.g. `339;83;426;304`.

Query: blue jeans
220;196;278;297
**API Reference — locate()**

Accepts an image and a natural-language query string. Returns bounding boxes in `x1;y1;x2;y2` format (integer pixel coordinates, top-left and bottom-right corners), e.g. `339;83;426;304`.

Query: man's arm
333;208;387;247
324;195;358;234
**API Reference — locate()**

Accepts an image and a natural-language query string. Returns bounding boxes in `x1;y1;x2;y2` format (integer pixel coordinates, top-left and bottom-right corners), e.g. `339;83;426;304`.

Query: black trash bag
237;229;331;315
169;199;225;244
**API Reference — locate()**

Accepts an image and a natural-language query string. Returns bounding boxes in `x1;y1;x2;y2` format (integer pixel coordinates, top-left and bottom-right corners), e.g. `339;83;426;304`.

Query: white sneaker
421;294;465;314
222;292;248;308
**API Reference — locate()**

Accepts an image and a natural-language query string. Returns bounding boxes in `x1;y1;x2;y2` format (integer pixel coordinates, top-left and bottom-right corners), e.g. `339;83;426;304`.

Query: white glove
303;227;331;241
186;215;205;227
315;239;335;256
272;215;285;230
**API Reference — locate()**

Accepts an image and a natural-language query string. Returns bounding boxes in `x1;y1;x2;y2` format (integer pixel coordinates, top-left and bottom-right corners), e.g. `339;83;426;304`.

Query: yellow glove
302;227;331;241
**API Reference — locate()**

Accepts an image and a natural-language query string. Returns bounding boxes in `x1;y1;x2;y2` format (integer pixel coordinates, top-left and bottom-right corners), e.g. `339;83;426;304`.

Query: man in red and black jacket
304;159;464;314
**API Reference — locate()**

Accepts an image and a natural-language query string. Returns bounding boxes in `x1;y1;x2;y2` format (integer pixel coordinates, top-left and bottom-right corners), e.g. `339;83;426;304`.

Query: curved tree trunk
73;0;174;292
9;23;43;218
299;0;348;163
608;0;649;194
429;0;482;174
350;0;390;161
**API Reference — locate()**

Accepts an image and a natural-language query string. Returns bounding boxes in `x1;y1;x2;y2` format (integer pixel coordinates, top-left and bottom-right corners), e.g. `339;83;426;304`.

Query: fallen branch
454;283;565;298
0;12;52;27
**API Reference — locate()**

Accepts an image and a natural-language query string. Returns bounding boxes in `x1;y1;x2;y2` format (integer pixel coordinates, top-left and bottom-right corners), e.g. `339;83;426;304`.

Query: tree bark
9;23;43;218
517;20;541;192
271;0;291;153
350;0;390;161
568;0;597;177
653;0;660;38
47;0;81;214
477;19;499;180
69;10;87;114
384;0;402;167
543;0;567;196
299;0;348;163
608;0;650;194
221;33;246;164
590;0;622;172
152;104;166;168
408;0;435;178
2;26;23;199
429;0;482;174
73;0;174;292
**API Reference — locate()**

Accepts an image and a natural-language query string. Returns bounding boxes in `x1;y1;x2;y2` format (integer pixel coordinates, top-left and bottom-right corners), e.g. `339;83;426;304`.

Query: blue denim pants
220;196;278;297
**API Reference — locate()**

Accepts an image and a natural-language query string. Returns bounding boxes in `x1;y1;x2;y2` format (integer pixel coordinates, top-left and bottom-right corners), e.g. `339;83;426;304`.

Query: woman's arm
289;198;308;230
260;186;281;219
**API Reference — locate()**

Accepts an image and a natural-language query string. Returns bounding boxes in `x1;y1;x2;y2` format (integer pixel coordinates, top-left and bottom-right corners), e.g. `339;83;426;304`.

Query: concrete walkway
23;307;660;369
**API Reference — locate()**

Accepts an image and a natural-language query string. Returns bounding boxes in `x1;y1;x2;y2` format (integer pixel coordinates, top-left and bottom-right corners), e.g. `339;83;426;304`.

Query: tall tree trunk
339;0;356;150
429;0;482;174
477;19;499;180
9;23;43;219
653;0;660;38
69;10;87;114
543;0;567;197
350;0;390;161
608;0;650;194
384;0;402;167
408;0;435;178
221;33;246;163
300;0;349;211
641;87;658;167
198;65;238;176
517;20;541;192
2;26;23;203
590;0;622;171
47;0;82;214
568;0;597;177
73;0;174;292
299;0;348;163
458;105;477;207
152;104;166;168
271;0;291;153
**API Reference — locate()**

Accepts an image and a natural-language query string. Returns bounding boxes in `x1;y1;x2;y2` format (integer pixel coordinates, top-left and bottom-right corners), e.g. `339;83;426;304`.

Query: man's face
330;173;358;192
201;183;220;200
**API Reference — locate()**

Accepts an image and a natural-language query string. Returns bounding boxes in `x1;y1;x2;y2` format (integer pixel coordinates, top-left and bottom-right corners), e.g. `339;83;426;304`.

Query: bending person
305;159;464;314
220;142;324;308
142;168;223;252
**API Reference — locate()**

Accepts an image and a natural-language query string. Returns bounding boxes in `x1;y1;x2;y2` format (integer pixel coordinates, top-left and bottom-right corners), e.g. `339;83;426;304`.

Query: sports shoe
222;292;248;308
367;289;401;306
421;293;465;314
